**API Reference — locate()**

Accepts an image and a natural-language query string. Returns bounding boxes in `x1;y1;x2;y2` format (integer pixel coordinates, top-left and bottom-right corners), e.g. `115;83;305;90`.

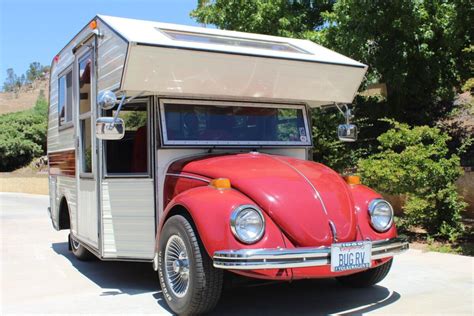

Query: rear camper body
45;15;407;315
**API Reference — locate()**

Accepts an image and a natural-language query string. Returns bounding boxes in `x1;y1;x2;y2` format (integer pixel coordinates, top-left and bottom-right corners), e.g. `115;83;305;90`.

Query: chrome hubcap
164;235;190;298
71;236;80;250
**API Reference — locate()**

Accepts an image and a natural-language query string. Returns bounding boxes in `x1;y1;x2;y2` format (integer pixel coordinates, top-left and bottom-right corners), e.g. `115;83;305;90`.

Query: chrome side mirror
97;90;117;110
338;123;358;142
335;103;358;142
96;117;125;140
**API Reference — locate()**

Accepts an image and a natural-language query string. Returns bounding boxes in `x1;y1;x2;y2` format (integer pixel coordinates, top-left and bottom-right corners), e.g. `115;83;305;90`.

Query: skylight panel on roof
157;28;310;54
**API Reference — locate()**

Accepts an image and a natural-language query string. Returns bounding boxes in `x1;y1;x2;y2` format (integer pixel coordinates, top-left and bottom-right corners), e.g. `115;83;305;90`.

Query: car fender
349;184;398;240
157;186;289;258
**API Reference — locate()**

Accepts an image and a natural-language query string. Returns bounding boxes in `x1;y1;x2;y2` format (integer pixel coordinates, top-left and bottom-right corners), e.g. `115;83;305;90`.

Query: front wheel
158;215;223;315
336;258;393;287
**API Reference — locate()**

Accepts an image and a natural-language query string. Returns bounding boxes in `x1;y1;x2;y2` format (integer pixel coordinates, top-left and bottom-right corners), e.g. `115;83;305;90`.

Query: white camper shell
47;15;367;261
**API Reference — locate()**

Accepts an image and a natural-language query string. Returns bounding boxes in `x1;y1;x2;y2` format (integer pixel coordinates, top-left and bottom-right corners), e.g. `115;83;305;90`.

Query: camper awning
98;15;367;107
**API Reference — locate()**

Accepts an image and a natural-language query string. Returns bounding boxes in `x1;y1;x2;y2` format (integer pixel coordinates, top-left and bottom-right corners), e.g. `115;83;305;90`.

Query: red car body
158;152;402;280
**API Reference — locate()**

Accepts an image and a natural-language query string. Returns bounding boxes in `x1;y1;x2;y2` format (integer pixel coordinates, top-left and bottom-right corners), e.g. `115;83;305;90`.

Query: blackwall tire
69;233;95;261
336;258;393;288
158;215;223;315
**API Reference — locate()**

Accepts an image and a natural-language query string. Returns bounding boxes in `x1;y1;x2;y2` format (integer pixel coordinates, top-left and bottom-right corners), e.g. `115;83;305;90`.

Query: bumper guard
213;237;408;270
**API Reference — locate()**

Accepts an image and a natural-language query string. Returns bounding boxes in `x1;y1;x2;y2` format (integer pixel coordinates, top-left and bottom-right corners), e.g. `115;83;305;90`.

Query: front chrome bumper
213;237;409;270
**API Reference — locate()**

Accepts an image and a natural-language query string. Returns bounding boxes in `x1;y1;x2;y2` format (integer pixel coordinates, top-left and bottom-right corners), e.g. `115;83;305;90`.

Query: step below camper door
99;98;156;260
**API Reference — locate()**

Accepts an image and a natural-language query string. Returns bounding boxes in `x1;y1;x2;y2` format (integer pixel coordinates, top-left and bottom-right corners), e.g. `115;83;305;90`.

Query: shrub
0;96;48;171
358;120;466;241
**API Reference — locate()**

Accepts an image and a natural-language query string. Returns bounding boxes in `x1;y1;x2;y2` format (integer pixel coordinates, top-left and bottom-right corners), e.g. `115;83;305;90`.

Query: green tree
191;0;333;38
3;68;17;92
323;0;473;125
26;62;44;82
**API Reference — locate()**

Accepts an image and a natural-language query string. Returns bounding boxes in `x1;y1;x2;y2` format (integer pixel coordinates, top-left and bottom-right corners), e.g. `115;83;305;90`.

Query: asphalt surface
1;192;473;315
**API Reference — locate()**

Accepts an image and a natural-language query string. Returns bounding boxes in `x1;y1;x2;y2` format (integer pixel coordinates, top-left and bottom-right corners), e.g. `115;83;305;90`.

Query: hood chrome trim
165;172;210;183
265;154;339;242
328;220;338;242
265;154;329;216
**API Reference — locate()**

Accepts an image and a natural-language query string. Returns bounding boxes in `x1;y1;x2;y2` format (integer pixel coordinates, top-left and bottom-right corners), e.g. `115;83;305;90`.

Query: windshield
160;100;310;146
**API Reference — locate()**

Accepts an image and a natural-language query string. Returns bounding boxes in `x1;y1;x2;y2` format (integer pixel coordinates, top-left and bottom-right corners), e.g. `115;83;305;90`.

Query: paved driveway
1;193;473;315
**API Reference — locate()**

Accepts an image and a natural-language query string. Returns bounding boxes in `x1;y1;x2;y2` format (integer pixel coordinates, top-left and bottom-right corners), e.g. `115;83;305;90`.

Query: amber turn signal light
210;178;231;190
344;175;361;185
89;20;97;30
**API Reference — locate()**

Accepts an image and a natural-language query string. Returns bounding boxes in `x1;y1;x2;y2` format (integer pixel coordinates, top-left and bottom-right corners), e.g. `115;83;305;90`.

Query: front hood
169;153;357;246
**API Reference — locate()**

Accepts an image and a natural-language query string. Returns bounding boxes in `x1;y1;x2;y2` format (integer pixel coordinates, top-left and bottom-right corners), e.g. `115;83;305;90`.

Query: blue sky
0;0;199;85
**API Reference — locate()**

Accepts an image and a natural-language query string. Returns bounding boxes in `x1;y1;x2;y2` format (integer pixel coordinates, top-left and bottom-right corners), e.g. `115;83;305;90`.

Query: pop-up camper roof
68;15;368;107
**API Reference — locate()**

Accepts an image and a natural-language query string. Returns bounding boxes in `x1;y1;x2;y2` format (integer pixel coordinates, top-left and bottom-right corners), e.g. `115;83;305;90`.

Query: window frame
58;65;73;131
77;50;94;179
103;98;152;179
159;98;312;148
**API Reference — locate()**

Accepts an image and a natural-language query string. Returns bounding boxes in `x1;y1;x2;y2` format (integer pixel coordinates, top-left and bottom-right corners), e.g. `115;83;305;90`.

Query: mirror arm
334;102;352;124
109;91;146;129
334;102;346;117
124;90;146;104
110;94;127;129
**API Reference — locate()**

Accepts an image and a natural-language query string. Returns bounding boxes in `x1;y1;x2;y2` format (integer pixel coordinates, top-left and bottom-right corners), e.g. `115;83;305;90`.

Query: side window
58;70;72;127
105;102;149;175
78;52;93;175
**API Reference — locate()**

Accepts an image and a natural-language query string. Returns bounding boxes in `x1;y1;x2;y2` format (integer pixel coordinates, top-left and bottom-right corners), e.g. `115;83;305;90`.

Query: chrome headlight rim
368;198;394;232
230;205;265;244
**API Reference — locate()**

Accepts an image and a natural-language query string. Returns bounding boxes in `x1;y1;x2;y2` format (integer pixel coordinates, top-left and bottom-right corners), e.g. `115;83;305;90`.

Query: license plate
331;241;372;272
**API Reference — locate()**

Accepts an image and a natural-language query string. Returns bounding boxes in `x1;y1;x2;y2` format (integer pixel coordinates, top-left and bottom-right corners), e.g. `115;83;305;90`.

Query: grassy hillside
0;78;49;115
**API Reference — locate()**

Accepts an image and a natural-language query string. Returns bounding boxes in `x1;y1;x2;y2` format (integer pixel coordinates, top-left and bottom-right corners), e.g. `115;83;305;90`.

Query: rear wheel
336;258;393;287
69;233;95;261
158;215;223;315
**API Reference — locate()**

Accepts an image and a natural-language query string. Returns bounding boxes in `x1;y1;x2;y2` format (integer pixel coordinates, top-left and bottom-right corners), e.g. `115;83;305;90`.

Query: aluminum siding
101;179;155;259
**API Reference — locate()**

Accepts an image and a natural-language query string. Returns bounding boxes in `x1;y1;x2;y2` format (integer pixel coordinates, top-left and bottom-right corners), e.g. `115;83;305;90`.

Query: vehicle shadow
51;242;158;296
211;278;400;315
52;242;400;315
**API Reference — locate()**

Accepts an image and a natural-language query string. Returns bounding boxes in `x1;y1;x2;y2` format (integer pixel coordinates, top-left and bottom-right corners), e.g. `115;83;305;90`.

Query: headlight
230;205;265;244
368;199;394;232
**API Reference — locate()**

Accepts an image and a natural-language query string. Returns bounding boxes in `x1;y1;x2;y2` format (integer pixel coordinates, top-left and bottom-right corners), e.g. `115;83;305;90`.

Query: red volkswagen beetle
156;103;408;315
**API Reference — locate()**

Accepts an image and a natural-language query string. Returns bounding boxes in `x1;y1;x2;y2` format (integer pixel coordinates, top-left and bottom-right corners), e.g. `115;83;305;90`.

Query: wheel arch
156;203;200;250
58;195;71;230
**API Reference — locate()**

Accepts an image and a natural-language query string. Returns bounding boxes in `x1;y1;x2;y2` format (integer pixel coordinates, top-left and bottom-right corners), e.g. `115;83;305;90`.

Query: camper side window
104;102;149;176
58;71;73;127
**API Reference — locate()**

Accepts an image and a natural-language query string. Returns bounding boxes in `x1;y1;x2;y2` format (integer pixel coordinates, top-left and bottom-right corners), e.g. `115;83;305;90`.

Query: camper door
75;40;100;250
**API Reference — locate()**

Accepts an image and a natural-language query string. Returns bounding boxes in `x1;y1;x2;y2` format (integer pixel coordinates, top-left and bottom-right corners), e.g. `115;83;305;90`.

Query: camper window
79;53;92;115
104;102;149;176
160;100;311;147
58;70;73;127
78;51;94;177
159;29;308;54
